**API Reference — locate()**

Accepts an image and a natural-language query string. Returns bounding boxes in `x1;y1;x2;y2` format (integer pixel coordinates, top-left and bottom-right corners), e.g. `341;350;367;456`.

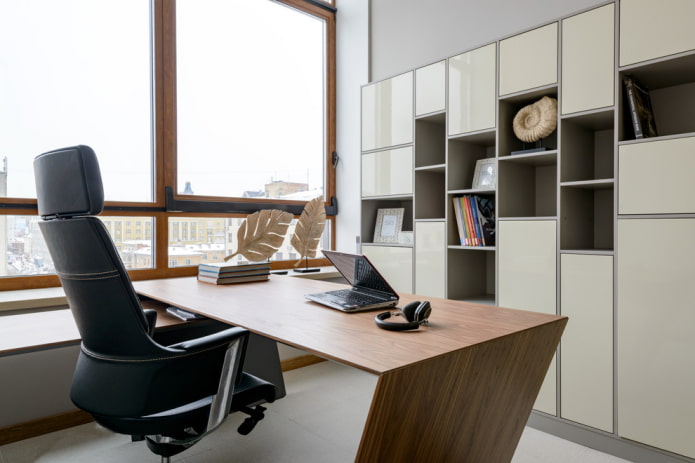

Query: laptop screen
322;250;396;296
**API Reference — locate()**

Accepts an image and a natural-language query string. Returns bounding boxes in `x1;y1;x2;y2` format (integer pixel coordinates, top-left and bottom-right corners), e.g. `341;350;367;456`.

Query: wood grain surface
134;275;567;463
134;276;565;375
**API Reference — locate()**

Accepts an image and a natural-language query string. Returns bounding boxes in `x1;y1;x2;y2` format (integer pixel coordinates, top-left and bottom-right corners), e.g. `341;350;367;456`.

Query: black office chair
33;145;276;461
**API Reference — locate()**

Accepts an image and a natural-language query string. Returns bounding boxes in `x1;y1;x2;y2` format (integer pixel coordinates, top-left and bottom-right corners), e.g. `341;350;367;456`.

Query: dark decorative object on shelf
623;75;657;139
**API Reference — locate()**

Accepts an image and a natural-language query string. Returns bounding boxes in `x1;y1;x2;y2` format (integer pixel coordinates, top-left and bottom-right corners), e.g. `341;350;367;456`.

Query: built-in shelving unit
361;2;695;461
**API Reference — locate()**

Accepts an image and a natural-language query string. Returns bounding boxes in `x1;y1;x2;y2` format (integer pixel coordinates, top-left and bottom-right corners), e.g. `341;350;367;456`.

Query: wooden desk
134;276;566;463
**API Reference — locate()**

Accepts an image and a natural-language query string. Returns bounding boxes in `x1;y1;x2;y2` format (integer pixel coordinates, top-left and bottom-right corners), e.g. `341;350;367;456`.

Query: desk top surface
134;276;565;375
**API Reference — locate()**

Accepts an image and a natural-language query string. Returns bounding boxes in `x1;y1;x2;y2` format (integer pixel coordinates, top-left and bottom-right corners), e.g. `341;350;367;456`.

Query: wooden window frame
0;0;336;291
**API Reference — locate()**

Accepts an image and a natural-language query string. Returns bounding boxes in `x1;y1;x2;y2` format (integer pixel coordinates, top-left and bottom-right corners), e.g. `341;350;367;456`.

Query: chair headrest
34;145;104;218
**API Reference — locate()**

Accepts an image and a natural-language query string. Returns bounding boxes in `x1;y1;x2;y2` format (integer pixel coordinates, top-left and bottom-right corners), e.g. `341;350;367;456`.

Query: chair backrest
34;146;159;357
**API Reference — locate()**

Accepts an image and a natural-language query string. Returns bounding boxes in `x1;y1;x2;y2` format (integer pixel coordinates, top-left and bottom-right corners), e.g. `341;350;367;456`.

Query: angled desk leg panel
356;319;566;463
245;333;287;399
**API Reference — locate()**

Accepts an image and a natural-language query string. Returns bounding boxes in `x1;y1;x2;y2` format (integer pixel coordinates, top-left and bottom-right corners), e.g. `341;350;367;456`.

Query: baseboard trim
281;354;326;372
528;412;693;463
0;355;326;446
0;409;93;446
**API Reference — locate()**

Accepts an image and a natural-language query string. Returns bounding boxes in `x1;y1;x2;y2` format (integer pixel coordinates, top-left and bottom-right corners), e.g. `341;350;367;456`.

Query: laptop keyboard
322;289;386;306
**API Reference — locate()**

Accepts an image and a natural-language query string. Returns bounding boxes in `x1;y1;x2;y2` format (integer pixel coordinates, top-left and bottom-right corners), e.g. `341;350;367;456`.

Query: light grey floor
0;361;632;463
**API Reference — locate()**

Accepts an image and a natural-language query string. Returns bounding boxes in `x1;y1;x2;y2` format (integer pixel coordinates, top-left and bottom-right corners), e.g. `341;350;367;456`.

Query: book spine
458;197;467;246
470;195;484;246
463;196;476;246
624;77;643;139
453;197;465;245
460;197;470;246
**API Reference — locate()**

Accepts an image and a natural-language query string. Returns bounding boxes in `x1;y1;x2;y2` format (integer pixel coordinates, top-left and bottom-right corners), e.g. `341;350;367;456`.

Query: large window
176;0;327;201
0;0;336;290
0;0;153;202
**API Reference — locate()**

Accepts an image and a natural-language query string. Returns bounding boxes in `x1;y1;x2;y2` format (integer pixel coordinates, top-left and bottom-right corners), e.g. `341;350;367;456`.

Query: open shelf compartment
447;130;496;191
499;86;558;158
560;183;614;251
619;52;695;142
561;109;614;183
361;197;413;244
498;152;557;218
415;114;446;167
447;248;496;304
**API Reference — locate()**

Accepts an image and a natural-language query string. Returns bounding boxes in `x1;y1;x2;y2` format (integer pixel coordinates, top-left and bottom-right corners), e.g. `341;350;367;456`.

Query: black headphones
374;301;432;331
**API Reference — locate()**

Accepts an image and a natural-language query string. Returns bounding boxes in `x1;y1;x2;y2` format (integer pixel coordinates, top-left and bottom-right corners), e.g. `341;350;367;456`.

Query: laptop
305;250;399;312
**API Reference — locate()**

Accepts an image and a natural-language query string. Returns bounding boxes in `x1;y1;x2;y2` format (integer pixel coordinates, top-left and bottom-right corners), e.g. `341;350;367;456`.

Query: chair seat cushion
92;372;277;437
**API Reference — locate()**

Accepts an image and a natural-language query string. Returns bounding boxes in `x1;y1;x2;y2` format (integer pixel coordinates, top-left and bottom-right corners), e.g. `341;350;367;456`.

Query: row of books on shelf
453;195;495;247
197;261;270;285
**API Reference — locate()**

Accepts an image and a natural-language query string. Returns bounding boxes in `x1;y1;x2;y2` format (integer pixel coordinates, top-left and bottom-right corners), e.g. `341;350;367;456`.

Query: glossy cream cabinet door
618;136;695;214
499;23;558;96
415;61;445;116
448;43;496;136
362;245;413;294
498;220;557;414
561;4;614;115
415;222;446;298
361;147;413;197
361;72;413;152
560;254;613;432
620;0;695;66
617;219;695;459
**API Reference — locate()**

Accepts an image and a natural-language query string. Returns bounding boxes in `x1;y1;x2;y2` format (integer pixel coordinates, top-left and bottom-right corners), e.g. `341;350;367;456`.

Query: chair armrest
143;309;157;337
168;326;248;352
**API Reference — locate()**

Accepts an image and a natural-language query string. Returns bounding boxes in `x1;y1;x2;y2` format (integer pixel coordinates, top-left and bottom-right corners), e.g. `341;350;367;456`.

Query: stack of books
197;261;271;285
452;195;495;247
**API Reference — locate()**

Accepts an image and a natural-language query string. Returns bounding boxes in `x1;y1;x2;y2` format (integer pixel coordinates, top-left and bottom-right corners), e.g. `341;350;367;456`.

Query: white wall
369;0;608;81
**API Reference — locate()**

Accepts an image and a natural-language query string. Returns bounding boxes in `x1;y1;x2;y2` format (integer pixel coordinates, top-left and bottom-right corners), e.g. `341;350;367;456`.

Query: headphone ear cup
413;301;432;322
401;301;421;322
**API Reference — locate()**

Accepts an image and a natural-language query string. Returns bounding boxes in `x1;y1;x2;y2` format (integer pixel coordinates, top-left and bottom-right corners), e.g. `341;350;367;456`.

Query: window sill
0;287;67;313
0;268;342;356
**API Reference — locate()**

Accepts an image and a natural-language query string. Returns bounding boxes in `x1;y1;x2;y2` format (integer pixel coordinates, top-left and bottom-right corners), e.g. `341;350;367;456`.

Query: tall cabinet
616;0;695;459
360;1;695;461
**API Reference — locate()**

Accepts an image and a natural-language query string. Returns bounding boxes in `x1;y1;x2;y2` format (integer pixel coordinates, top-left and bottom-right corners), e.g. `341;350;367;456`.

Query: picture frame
472;158;497;190
373;208;404;243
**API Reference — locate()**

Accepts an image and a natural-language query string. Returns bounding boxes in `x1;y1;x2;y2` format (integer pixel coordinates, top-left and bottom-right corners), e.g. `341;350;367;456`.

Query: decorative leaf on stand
291;197;326;267
224;209;293;262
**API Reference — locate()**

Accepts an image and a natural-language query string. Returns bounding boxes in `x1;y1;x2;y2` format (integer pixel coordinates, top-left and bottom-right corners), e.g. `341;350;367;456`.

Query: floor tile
1;361;633;463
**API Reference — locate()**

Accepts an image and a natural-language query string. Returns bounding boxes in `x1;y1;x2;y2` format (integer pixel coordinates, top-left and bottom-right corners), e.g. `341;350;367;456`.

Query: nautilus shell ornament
512;96;558;143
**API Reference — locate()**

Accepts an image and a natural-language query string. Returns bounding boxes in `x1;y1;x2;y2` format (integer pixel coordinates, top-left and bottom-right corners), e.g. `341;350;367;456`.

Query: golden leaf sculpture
291;196;326;267
224;209;293;262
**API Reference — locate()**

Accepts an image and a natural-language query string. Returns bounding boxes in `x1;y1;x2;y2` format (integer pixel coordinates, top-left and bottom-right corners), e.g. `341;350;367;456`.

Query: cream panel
448;43;497;135
498;220;557;414
362;245;413;294
560;254;613;432
499;23;558;96
415;222;446;298
618;136;695;214
561;4;614;115
617;219;695;459
361;147;413;197
415;61;446;116
620;0;695;66
361;72;413;152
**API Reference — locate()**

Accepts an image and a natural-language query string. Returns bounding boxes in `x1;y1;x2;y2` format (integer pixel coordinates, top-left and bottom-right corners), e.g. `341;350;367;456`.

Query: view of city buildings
1;178;328;277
